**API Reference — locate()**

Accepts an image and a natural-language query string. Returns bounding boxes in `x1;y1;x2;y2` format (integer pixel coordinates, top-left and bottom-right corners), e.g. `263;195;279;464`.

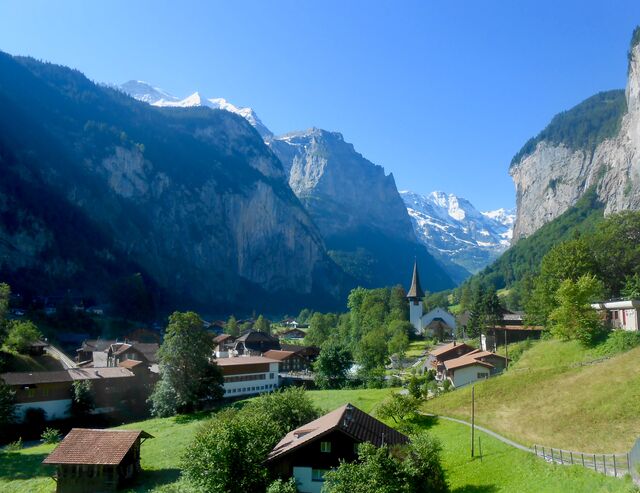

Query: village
3;259;640;493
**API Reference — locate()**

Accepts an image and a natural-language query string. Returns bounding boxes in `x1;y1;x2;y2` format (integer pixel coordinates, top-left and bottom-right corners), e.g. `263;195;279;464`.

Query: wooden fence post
581;453;585;467
594;454;597;471
570;451;573;464
627;453;631;476
603;454;606;475
613;454;617;477
560;450;563;465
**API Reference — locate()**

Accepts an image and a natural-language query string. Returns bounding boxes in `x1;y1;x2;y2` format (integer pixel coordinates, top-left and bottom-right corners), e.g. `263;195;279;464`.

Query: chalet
263;350;310;372
430;341;476;369
439;349;509;387
233;330;280;355
1;367;139;421
77;339;159;370
278;328;307;340
280;344;321;364
592;299;640;331
266;403;409;493
480;313;544;351
43;428;153;492
214;356;280;398
213;333;236;357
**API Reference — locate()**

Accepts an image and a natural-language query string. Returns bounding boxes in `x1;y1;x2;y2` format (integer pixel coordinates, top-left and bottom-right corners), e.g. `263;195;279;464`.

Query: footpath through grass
1;387;636;492
427;339;640;452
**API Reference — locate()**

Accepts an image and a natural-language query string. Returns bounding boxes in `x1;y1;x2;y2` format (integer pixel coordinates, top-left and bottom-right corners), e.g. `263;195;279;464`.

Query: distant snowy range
400;191;515;276
119;80;514;282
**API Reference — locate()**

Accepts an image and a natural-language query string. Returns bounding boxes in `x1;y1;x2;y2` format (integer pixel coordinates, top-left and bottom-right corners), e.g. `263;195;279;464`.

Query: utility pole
471;385;475;457
504;329;509;369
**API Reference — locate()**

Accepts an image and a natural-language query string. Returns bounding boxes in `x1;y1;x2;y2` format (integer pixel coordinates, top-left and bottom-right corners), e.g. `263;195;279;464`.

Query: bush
267;478;298;493
5;438;23;451
595;330;640;357
41;427;61;444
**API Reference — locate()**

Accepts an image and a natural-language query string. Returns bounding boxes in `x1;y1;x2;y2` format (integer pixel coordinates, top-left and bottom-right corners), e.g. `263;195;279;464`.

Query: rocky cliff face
269;129;454;291
510;37;640;241
0;53;344;313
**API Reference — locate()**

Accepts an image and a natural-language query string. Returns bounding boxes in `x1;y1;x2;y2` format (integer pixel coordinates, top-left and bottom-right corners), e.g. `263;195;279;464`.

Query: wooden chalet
43;428;153;492
266;403;408;493
263;349;310;372
233;330;280;355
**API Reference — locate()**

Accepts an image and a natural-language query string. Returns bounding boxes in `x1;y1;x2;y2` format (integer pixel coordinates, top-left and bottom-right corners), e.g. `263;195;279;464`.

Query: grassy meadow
1;387;637;492
427;339;640;452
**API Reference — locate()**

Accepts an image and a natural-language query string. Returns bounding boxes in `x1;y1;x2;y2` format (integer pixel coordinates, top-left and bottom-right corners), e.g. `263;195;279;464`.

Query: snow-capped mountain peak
400;190;515;274
118;81;273;138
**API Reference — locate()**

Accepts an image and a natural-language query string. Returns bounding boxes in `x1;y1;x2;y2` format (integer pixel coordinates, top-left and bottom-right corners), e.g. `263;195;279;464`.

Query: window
320;441;331;453
269;373;275;379
312;469;328;482
477;372;489;379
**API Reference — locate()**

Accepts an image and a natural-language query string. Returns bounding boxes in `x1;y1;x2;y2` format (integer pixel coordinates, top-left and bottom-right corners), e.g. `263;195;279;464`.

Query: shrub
267;478;298;493
595;330;640;357
5;438;23;451
41;427;61;444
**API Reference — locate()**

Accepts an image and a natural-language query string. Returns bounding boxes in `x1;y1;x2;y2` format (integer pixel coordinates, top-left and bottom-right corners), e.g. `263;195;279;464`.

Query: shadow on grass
452;485;499;493
173;411;213;425
408;414;439;430
0;451;52;480
128;468;182;492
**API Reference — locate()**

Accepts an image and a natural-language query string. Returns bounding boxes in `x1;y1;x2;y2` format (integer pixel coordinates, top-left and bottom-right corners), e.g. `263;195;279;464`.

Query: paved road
421;412;533;453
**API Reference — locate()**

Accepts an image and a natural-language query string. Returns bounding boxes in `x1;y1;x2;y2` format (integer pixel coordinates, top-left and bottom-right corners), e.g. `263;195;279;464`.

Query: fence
533;444;630;478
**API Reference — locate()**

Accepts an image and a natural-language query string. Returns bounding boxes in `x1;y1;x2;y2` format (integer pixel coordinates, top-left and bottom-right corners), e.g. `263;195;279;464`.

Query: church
407;260;456;338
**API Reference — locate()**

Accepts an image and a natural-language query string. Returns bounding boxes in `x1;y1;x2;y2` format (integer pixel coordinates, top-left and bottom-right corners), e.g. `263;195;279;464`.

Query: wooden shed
43;428;153;492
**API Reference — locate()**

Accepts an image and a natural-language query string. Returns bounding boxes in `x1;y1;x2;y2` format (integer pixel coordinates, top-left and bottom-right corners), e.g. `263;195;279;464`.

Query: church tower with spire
407;259;425;334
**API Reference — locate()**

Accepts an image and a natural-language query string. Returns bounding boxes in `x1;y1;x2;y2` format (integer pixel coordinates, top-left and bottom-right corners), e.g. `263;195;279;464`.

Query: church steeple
406;259;425;300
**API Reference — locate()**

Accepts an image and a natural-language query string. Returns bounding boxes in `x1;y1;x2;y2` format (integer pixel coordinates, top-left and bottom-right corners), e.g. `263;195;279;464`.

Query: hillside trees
149;311;223;416
4;320;42;353
225;315;239;337
314;340;353;389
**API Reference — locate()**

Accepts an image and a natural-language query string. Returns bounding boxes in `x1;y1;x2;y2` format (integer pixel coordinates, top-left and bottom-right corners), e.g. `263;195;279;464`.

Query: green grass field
1;387;636;493
406;340;429;358
427;339;640;452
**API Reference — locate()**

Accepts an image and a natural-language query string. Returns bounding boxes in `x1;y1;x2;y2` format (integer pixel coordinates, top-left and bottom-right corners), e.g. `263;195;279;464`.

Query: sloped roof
132;343;159;363
406;260;425;299
43;429;153;465
213;334;234;344
236;330;278;343
266;403;408;463
263;350;297;361
430;342;475;358
118;360;144;369
1;367;134;386
444;355;494;371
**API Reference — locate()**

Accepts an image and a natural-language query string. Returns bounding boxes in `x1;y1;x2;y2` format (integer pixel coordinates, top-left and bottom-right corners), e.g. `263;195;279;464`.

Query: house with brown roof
43;428;153;492
1;367;149;421
278;328;307;340
266;403;409;493
263;350;310;372
214;356;280;398
430;341;476;369
234;330;280;355
213;333;236;357
440;349;510;388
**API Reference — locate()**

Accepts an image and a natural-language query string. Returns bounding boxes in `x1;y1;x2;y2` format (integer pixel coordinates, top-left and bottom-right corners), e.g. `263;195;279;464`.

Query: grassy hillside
427;339;640;452
1;387;635;493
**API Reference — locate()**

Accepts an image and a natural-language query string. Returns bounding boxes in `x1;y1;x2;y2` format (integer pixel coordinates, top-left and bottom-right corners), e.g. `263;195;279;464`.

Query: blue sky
1;1;639;210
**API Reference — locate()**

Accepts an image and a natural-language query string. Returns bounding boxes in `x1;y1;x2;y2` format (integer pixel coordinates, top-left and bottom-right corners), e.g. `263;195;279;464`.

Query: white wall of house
293;466;324;493
15;399;71;421
450;365;490;388
222;362;280;398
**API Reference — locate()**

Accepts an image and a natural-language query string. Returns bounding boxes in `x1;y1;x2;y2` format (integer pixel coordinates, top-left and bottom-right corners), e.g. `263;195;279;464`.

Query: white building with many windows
215;356;280;398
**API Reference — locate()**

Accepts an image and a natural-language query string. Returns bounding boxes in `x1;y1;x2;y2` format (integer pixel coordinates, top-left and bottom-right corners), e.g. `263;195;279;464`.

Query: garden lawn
406;340;429;358
427;339;640;452
2;386;637;492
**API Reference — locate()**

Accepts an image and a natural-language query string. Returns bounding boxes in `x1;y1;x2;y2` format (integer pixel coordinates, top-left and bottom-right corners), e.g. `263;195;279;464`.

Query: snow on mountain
400;190;515;274
119;81;273;138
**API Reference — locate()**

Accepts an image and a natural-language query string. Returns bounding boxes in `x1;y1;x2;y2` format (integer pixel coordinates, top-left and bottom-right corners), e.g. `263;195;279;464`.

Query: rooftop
266;403;408;463
444;355;494;371
263;350;298;361
430;342;475;358
214;356;278;366
43;429;153;465
1;367;134;386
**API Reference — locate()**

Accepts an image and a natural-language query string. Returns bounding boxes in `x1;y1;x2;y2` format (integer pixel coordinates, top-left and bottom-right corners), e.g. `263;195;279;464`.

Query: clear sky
1;1;639;210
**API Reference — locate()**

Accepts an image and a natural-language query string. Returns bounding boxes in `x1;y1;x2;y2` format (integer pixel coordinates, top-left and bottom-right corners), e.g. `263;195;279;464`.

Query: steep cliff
510;30;640;241
0;53;345;313
269;129;454;291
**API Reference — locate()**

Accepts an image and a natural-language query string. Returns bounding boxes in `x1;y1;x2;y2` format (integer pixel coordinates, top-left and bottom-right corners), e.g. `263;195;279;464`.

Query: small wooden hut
43;428;153;492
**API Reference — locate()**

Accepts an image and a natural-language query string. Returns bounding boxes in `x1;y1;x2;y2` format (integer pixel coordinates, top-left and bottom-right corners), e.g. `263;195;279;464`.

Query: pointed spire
407;259;425;300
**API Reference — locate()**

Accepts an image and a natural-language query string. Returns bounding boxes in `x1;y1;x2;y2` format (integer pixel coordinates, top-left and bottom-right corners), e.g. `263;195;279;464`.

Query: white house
591;299;640;331
215;356;280;398
407;260;456;336
443;356;493;388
